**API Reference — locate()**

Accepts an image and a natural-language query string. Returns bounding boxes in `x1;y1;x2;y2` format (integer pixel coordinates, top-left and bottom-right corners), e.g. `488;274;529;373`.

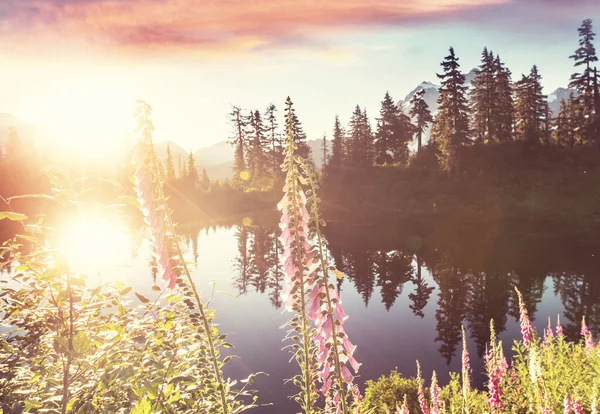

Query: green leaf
130;398;151;414
72;331;93;355
24;399;43;410
135;292;150;304
0;212;27;221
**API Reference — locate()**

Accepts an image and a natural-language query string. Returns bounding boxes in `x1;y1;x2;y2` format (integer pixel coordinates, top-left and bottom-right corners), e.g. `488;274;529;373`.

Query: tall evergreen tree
362;109;375;164
493;54;515;141
409;89;433;153
187;151;199;188
247;109;269;180
553;98;575;146
165;143;176;182
470;47;496;143
329;115;345;168
321;133;328;169
200;168;211;191
284;97;311;161
347;105;368;165
264;103;283;175
229;106;247;178
431;47;471;169
514;66;548;144
374;92;414;165
569;19;598;115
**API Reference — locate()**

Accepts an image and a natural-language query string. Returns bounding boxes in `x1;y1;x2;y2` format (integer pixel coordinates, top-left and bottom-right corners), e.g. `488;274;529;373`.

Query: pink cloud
0;0;508;58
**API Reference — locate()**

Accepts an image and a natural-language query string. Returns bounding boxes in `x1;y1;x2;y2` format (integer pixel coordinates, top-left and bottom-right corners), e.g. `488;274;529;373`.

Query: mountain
547;87;578;117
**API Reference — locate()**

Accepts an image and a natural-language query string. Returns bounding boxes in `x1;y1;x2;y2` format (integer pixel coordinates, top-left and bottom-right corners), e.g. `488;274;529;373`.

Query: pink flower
564;395;572;414
430;371;441;414
516;288;533;347
572;399;584;414
556;315;564;338
416;362;430;414
485;344;507;411
581;316;594;351
544;317;554;344
461;326;471;397
397;397;410;414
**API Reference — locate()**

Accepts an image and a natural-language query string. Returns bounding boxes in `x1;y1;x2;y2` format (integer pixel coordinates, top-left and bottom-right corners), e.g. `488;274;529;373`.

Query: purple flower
485;344;507;411
581;316;594;351
430;371;441;414
416;362;430;414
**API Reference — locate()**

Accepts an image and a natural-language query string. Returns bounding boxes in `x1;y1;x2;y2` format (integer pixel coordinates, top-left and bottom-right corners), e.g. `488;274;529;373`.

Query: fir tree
569;19;598;115
229;105;247;178
165;143;176;182
329;115;345;168
514;66;548;144
431;47;471;169
553;98;574;146
247;109;269;180
321;133;328;169
409;88;433;153
284;97;311;161
200;168;211;191
264;103;283;175
470;47;496;143
347;105;366;165
493;54;515;142
187;150;199;188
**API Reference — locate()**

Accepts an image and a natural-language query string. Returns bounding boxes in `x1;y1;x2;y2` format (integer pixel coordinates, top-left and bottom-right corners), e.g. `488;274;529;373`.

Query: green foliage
361;370;420;413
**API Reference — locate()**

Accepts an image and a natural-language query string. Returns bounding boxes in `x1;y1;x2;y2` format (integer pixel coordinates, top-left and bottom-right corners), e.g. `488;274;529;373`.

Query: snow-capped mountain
547;87;578;117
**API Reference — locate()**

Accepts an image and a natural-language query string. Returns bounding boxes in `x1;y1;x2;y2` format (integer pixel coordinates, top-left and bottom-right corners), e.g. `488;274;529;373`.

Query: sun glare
57;212;132;276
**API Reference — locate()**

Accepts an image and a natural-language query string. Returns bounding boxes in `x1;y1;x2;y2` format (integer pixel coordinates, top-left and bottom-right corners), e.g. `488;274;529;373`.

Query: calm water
3;216;600;413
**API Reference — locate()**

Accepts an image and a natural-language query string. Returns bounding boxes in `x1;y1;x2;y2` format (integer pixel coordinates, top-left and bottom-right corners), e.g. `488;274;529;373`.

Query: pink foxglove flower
416;362;431;414
516;288;533;347
544;317;554;344
430;371;441;414
581;316;594;351
572;399;584;414
461;326;471;398
485;343;507;411
133;146;176;289
396;396;409;414
556;315;564;338
564;395;572;414
592;393;598;414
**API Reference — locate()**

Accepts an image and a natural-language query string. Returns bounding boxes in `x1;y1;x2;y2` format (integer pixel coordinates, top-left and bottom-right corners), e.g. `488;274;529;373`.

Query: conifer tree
470;47;496;143
362;108;375;164
375;91;414;165
493;54;515;141
409;89;433;153
553;99;574;146
514;66;548;144
187;150;199;189
165;143;176;182
229;106;247;178
264;103;283;175
348;105;366;165
284;97;311;161
569;19;598;115
431;47;471;168
329;115;345;168
321;133;328;169
200;168;211;191
177;155;186;179
247;109;269;180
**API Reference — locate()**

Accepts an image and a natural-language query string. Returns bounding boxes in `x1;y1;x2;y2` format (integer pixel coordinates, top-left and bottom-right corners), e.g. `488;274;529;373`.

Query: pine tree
200;168;211;191
514;66;548;144
409;88;433;153
493;54;515;141
264;103;283;175
569;19;598;115
321;133;328;169
247;109;269;180
431;47;471;168
329;115;345;168
470;47;496;143
284;97;311;161
187;151;199;188
374;92;397;164
348;105;365;165
362;108;374;164
553;99;574;146
165;143;176;182
229;105;247;178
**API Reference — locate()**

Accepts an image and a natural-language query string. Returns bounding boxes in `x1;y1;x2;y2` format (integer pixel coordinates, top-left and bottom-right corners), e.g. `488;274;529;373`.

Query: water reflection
227;217;600;364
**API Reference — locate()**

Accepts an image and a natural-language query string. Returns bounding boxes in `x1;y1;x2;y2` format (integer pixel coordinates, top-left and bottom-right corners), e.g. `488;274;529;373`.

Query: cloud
0;0;597;60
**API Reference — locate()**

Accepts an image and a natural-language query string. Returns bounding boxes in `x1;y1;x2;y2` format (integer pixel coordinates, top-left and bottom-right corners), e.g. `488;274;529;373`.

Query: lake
2;214;600;413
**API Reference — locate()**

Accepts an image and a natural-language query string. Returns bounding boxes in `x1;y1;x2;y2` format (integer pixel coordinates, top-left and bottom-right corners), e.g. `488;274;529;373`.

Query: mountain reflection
228;216;600;362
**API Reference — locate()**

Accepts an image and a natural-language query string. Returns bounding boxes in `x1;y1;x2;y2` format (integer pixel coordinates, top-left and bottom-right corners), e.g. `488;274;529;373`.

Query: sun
56;211;133;276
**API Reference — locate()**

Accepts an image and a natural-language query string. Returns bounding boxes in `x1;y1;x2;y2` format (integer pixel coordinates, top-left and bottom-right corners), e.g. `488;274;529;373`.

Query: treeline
324;18;600;173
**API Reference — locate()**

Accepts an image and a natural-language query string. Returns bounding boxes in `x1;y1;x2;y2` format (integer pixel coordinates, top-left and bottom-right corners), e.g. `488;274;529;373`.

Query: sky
0;0;599;152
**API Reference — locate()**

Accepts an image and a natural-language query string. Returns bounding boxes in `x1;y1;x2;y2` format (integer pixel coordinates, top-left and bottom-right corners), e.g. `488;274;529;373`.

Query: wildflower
544;317;554;344
416;361;430;414
592;392;598;414
581;316;594;351
564;395;572;414
461;325;471;398
556;315;564;338
430;371;441;414
515;288;533;347
485;342;507;410
528;347;541;384
396;395;409;414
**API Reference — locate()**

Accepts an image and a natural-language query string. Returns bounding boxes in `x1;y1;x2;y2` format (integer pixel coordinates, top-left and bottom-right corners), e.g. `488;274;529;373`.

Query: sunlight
23;80;135;157
57;212;132;275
